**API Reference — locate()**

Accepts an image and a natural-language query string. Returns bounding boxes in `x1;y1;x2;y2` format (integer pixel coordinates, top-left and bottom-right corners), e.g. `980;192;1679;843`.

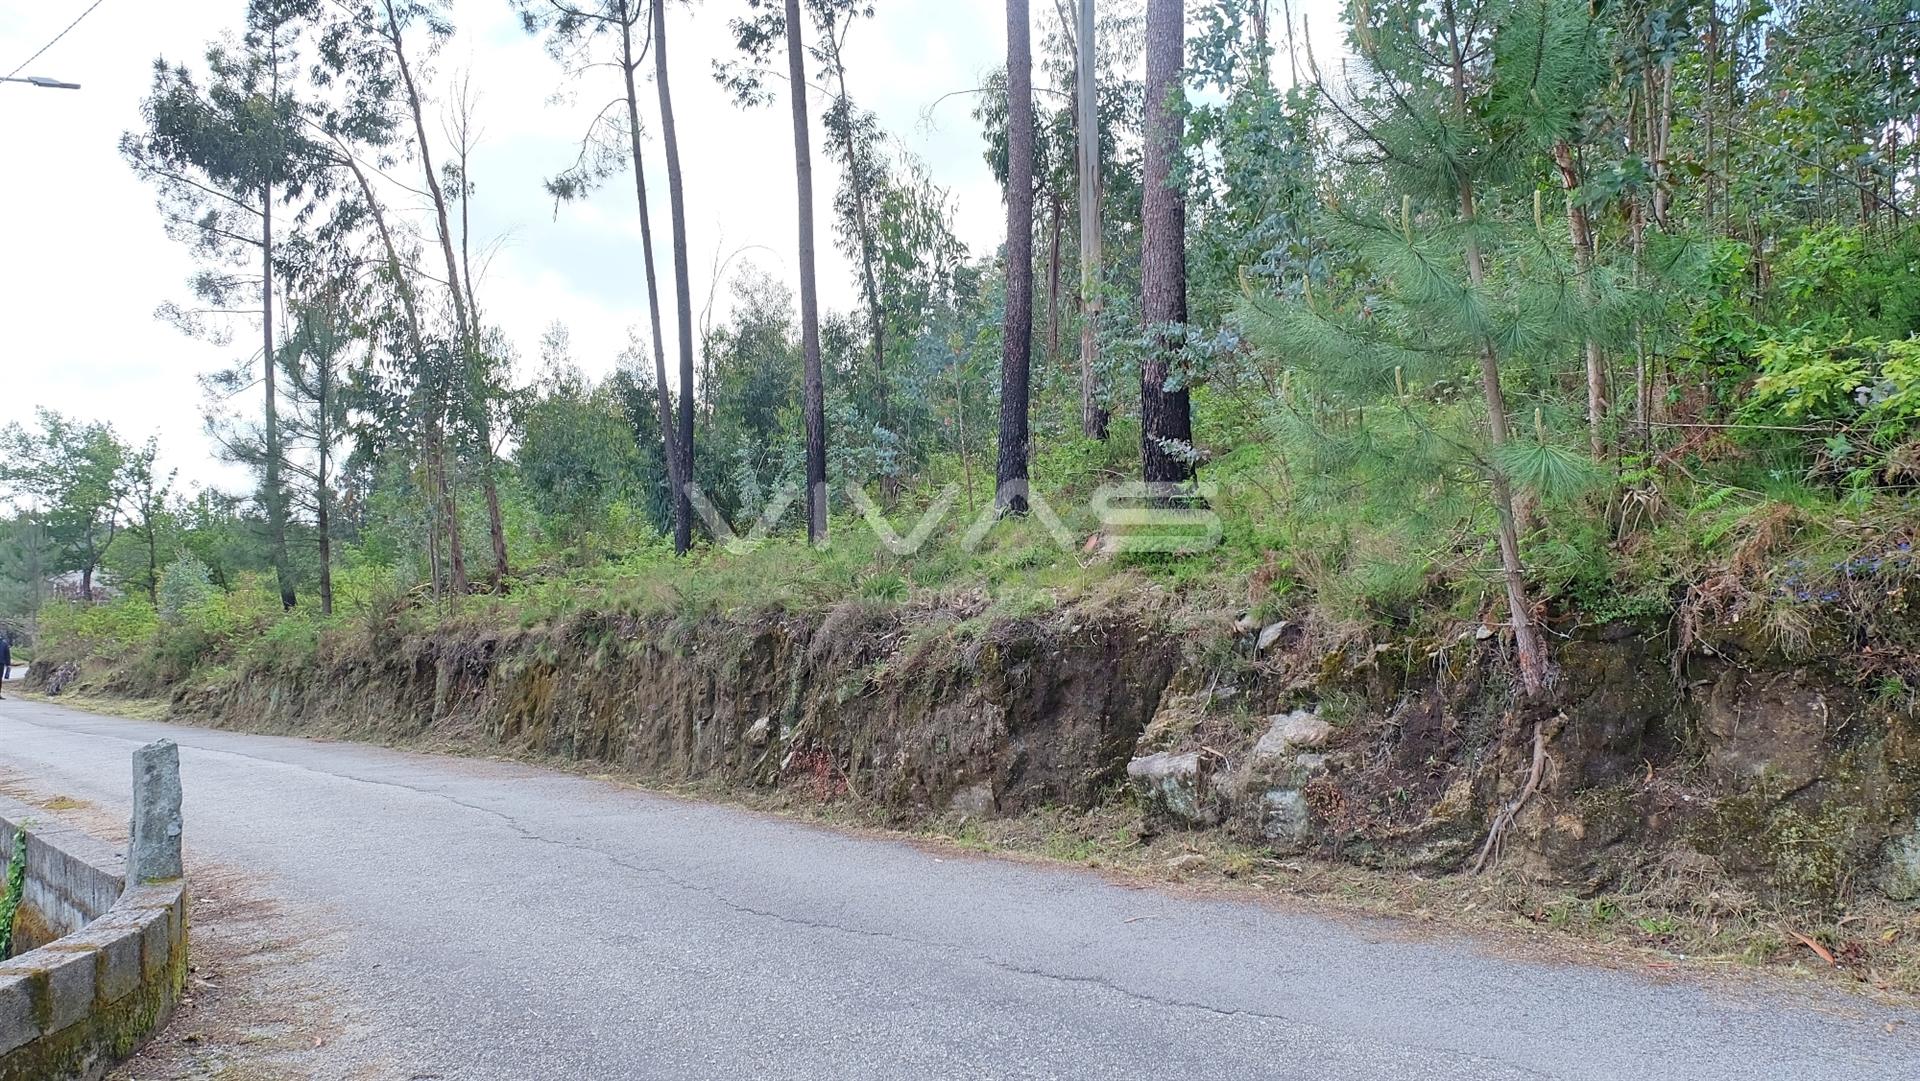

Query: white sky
0;0;1336;492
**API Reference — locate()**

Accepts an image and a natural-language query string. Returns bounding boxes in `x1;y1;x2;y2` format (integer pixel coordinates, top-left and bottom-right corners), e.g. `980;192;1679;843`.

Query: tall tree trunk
145;520;158;606
1077;0;1107;440
1552;141;1608;461
1140;0;1193;487
261;183;297;610
653;0;697;555
340;150;463;595
819;31;890;440
1046;187;1063;368
1445;20;1546;697
618;0;682;518
459;178;511;592
383;0;503;591
997;0;1035;514
456;139;511;592
317;451;334;617
432;432;466;594
1251;0;1270;85
786;0;829;544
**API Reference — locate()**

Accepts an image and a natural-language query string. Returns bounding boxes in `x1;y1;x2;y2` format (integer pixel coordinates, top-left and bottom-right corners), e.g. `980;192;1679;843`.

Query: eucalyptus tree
652;0;699;555
1075;0;1105;438
511;0;686;537
997;0;1036;513
122;0;325;609
368;0;512;588
715;0;830;541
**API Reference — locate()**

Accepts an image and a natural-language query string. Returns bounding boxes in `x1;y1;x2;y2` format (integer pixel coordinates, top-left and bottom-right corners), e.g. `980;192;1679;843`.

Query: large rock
1883;818;1920;902
744;715;774;748
1251;709;1334;765
1231;711;1337;850
1698;672;1830;790
1127;750;1227;826
1258;789;1311;845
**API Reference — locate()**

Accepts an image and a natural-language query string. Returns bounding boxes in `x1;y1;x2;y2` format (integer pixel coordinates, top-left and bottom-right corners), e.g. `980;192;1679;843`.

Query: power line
3;0;110;82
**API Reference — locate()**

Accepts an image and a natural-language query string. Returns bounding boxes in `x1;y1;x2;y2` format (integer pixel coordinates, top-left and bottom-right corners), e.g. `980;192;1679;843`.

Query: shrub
157;554;216;624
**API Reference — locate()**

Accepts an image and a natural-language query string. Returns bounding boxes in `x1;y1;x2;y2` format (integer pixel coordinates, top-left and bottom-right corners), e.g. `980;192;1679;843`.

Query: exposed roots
1473;720;1549;875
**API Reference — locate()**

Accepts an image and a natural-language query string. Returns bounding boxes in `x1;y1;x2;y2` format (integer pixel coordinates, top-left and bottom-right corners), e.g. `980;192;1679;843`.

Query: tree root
1473;720;1549;875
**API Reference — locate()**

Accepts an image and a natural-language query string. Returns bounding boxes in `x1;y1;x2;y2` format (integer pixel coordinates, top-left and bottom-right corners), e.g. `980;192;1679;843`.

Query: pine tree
998;0;1036;513
122;1;322;610
1141;0;1195;489
1241;0;1611;697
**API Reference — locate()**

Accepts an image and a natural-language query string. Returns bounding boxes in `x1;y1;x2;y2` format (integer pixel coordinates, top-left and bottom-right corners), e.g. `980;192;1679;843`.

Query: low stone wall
0;760;189;1081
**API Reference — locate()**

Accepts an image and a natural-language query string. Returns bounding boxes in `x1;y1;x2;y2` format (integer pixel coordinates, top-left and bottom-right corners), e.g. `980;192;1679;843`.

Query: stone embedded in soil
949;782;996;818
1127;750;1227;826
1698;671;1830;789
1884;818;1920;902
1259;789;1310;845
1252;710;1333;763
1255;621;1290;653
744;716;773;748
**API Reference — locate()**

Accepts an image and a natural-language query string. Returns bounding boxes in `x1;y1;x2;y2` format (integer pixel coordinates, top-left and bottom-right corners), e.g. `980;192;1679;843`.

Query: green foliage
0;827;25;960
1491;439;1608;503
40;599;159;656
1740;336;1920;483
12;0;1920;716
0;409;132;595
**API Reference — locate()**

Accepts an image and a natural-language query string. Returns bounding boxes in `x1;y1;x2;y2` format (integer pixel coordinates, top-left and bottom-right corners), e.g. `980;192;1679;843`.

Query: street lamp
0;75;81;90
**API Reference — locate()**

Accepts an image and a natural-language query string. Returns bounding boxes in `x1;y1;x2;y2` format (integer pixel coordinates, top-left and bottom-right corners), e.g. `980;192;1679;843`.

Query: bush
157;554;217;624
1741;335;1920;482
39;597;158;656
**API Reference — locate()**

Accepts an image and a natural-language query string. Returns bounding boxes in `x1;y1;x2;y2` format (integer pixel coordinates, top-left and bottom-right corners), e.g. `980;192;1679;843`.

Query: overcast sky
0;0;1335;492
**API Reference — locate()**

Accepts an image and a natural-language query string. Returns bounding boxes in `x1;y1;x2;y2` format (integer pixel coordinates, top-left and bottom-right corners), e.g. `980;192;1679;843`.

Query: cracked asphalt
3;697;1916;1080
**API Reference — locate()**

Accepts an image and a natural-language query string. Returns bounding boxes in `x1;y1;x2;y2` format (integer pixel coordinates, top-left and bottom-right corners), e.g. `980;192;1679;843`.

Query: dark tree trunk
145;522;158;606
1140;0;1193;487
317;459;334;618
1046;187;1063;368
618;1;682;518
1077;0;1107;440
653;0;697;555
261;183;297;610
786;0;829;543
997;0;1035;514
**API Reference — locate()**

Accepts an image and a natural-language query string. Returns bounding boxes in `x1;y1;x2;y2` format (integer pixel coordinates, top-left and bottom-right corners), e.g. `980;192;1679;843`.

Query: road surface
0;696;1913;1080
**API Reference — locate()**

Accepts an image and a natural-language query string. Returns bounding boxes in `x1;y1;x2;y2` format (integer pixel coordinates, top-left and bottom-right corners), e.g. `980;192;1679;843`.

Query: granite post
128;740;182;883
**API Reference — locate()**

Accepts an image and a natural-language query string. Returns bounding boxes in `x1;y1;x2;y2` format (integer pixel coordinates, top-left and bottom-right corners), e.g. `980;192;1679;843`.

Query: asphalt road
1;696;1914;1080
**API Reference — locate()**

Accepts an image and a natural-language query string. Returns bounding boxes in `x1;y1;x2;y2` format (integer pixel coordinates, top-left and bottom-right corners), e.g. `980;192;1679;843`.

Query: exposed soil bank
56;597;1912;913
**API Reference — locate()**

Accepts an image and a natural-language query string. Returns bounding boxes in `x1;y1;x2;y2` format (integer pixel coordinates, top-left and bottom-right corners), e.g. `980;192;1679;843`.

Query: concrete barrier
0;741;188;1081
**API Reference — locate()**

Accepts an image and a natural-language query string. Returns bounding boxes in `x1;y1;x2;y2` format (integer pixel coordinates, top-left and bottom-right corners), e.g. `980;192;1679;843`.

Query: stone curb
0;794;188;1081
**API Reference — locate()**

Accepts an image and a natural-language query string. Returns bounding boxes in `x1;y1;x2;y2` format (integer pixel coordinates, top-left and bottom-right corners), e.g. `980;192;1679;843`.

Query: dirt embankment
53;596;1903;914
